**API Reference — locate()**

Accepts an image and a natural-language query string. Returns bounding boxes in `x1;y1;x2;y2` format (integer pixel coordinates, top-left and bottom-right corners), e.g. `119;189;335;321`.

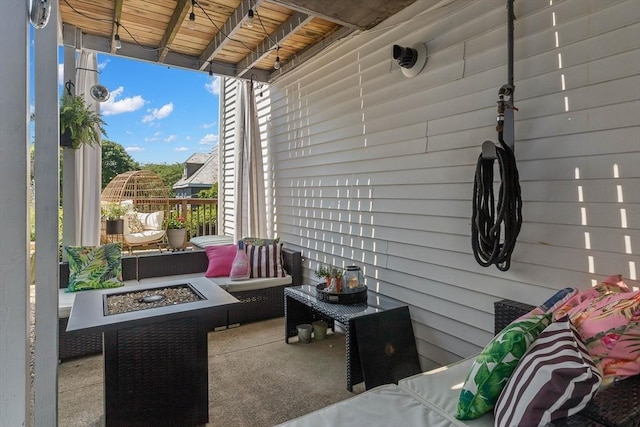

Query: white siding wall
221;0;640;369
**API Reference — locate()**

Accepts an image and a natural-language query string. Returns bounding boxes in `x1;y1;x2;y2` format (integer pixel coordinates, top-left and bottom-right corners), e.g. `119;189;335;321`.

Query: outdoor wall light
29;0;51;29
392;43;427;78
90;84;110;102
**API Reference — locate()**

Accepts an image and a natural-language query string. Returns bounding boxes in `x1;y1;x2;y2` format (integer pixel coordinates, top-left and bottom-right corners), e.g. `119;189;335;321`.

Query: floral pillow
125;212;144;233
553;274;629;319
514;287;579;322
564;289;640;385
456;313;552;420
65;243;124;292
242;236;280;246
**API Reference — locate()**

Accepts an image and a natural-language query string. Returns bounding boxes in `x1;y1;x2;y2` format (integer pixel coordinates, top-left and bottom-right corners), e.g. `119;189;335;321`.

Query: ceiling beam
109;0;124;54
157;0;192;63
197;0;265;71
76;32;270;82
268;0;360;29
235;11;312;78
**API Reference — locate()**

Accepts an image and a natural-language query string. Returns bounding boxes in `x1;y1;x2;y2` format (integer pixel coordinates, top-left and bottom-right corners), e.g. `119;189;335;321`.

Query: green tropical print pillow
65;243;124;292
456;313;552;420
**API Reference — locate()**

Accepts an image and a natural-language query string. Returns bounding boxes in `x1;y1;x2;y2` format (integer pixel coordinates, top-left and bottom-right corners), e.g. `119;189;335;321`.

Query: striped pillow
245;243;286;278
494;317;601;426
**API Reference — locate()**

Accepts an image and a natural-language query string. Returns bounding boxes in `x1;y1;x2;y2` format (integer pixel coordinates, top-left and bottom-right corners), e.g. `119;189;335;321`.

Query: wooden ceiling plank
79;31;269;82
197;0;265;71
157;0;192;62
110;0;124;54
270;25;354;81
236;11;311;77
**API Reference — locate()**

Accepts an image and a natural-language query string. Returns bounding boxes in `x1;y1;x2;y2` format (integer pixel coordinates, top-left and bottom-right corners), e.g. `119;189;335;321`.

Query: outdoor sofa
278;299;640;427
58;248;302;361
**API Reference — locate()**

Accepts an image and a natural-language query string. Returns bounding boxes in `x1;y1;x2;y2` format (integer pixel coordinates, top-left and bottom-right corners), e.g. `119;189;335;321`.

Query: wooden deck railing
128;197;219;239
168;198;218;238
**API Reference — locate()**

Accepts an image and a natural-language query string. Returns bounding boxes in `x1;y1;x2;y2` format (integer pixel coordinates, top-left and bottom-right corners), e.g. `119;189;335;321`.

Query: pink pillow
205;244;237;277
565;289;640;385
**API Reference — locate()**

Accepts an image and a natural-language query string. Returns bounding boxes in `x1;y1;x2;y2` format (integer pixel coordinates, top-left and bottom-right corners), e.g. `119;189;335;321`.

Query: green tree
197;182;218;198
101;140;140;189
142;163;183;197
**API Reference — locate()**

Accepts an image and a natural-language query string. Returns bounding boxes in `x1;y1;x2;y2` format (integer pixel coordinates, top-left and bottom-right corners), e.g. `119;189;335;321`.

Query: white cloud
125;146;144;152
101;87;146;116
199;133;218;145
205;76;220;96
165;135;177;143
174;146;189;152
202;121;216;129
58;64;64;85
144;136;160;142
142;102;174;123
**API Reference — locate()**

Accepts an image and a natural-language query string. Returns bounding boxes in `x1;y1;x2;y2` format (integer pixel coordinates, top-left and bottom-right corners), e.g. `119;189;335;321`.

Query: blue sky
94;55;221;165
30;35;221;165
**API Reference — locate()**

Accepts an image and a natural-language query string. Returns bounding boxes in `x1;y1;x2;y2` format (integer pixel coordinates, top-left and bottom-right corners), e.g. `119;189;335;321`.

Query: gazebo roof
101;170;169;203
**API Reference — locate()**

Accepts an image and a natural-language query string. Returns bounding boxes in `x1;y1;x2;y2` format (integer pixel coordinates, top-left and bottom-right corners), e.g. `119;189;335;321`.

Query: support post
0;1;30;425
502;0;516;151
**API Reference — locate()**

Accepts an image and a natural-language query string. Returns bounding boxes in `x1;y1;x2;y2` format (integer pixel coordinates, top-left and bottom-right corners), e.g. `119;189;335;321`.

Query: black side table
284;285;406;391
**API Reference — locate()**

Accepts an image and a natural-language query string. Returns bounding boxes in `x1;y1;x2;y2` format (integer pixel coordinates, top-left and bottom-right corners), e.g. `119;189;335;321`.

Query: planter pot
60;128;74;148
105;219;124;235
167;228;187;249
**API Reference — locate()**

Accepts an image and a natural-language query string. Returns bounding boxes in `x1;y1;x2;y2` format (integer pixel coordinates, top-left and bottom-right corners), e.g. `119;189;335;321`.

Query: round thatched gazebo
101;170;169;207
101;170;170;251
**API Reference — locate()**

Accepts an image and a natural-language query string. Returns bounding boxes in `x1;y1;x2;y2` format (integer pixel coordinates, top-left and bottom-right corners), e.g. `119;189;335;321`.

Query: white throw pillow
137;211;164;231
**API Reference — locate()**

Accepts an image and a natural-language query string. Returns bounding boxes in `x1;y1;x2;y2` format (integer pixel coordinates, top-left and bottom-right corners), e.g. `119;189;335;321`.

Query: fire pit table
66;277;239;427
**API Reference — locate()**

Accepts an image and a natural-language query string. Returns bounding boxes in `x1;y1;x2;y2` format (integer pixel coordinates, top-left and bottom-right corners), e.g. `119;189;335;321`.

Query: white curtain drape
74;51;102;246
233;80;266;242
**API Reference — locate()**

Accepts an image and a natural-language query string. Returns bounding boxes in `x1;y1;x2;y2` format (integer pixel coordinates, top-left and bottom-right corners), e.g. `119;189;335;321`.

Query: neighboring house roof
173;151;218;191
184;152;210;165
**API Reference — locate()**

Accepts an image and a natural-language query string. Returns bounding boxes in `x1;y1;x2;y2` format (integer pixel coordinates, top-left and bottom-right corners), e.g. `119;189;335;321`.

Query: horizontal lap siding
222;0;640;369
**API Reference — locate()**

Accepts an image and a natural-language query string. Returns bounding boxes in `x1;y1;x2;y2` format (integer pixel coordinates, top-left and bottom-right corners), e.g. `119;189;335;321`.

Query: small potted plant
166;213;186;250
101;202;128;235
59;91;107;149
314;264;343;291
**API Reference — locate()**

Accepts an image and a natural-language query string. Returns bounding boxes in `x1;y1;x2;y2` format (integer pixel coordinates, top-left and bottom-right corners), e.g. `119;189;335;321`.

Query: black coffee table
67;278;239;427
284;285;405;391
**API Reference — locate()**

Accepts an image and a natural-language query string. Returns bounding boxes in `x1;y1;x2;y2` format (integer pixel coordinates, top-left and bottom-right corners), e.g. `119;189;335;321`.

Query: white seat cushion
276;384;455;427
210;275;291;292
398;356;494;427
138;272;207;286
190;235;234;248
58;280;138;318
123;229;165;244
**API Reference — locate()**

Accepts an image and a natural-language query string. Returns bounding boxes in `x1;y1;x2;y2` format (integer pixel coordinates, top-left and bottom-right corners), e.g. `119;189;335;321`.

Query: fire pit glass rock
105;283;203;315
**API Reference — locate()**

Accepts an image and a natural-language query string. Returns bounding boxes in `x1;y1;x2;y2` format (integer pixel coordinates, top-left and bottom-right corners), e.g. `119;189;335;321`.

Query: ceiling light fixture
29;0;52;29
273;46;281;70
114;29;122;50
188;0;196;30
246;9;255;28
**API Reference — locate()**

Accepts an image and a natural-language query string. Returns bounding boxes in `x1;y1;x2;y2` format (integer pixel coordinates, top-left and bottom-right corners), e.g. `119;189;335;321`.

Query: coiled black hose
471;134;522;271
